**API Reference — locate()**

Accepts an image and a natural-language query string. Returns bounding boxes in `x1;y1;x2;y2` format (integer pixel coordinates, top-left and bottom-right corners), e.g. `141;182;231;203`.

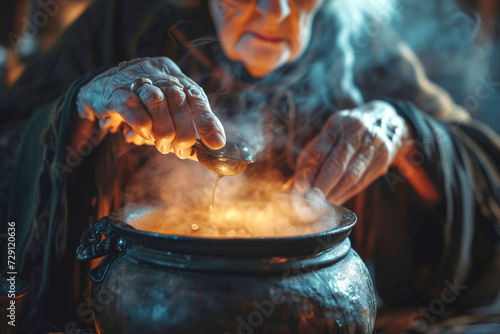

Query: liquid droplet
210;174;223;216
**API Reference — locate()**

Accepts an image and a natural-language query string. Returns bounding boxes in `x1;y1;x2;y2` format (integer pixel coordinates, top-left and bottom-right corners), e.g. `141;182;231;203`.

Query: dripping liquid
210;174;223;216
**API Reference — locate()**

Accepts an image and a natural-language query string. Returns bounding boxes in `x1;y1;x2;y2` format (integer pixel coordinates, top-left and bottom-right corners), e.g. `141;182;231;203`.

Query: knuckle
195;114;219;133
347;135;361;149
174;133;196;148
352;160;367;177
158;134;176;145
357;151;372;165
132;115;151;129
187;85;207;100
124;94;140;109
156;74;181;86
302;164;319;180
311;148;327;162
156;125;176;142
166;86;187;105
343;172;357;185
324;157;345;174
169;75;181;85
336;142;353;159
140;88;164;106
174;126;196;141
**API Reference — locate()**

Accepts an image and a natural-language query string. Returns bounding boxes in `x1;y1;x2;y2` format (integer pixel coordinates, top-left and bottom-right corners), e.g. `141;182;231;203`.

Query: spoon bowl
194;134;255;176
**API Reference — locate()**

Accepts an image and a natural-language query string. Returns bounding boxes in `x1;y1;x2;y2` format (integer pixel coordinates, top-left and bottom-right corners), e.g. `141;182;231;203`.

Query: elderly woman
1;0;499;331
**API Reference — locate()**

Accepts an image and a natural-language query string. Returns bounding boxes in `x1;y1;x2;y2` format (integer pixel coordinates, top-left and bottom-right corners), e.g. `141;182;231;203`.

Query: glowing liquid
210;174;223;215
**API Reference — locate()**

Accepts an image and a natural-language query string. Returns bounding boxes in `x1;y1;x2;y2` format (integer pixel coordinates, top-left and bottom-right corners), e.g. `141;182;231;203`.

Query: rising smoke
124;154;339;238
123;0;498;236
391;0;499;131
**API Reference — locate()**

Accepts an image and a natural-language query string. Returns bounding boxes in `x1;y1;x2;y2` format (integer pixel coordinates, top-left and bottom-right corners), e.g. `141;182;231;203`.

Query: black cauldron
77;205;376;334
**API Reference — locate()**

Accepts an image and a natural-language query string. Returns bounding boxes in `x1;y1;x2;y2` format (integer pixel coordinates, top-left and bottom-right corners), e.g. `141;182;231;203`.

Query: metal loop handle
76;216;125;260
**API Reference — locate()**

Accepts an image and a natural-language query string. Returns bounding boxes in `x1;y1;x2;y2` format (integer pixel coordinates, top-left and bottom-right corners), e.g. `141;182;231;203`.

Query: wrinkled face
209;0;324;77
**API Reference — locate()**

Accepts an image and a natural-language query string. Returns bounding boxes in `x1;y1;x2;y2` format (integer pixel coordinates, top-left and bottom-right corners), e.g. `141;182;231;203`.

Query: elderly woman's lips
248;32;285;43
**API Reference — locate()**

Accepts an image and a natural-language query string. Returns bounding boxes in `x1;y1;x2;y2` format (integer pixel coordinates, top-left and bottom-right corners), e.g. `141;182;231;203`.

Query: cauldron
77;205;376;334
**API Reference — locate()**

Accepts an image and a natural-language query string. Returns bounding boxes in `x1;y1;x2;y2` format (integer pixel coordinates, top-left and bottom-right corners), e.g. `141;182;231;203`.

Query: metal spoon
194;134;255;176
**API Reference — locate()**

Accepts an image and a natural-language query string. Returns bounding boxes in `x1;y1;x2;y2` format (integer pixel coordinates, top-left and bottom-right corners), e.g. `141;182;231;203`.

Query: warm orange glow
60;2;92;29
5;48;25;85
393;143;441;204
127;174;339;238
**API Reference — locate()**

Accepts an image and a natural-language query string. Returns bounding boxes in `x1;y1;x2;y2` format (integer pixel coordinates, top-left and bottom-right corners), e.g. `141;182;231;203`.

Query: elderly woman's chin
234;41;292;78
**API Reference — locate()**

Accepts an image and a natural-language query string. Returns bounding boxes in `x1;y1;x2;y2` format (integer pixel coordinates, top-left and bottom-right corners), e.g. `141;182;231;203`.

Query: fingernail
160;142;171;154
209;132;225;149
179;148;191;159
141;130;154;142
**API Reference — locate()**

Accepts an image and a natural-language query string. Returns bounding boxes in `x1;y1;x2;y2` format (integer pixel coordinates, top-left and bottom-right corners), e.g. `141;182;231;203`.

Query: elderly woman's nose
256;0;291;23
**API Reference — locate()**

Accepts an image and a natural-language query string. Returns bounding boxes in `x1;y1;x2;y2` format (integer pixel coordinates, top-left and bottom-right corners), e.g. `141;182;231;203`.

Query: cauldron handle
77;216;127;283
76;216;126;260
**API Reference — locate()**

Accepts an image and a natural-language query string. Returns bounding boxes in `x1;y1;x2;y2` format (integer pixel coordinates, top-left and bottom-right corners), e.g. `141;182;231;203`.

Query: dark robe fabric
0;0;499;332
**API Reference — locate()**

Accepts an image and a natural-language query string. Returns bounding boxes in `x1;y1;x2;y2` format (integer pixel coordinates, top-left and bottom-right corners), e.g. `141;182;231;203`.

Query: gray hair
310;0;399;108
235;0;401;114
329;0;398;36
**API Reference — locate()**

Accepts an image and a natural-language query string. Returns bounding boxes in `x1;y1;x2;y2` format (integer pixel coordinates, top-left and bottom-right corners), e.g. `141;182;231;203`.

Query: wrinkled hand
293;101;413;205
76;57;225;159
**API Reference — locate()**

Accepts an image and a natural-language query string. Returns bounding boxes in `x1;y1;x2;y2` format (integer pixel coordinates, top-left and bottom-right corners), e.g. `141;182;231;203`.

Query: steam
123;0;498;237
391;0;480;58
124;154;339;238
178;0;497;166
196;0;402;161
391;0;499;129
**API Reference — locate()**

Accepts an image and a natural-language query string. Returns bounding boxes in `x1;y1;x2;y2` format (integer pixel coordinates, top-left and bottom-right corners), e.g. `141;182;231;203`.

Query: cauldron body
77;206;376;334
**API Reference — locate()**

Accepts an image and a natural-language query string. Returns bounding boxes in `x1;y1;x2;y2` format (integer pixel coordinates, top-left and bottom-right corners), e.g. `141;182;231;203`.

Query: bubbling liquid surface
125;156;340;238
128;187;339;238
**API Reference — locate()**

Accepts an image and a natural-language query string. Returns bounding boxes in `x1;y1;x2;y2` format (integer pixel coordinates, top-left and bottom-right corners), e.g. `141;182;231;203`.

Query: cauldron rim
105;204;357;257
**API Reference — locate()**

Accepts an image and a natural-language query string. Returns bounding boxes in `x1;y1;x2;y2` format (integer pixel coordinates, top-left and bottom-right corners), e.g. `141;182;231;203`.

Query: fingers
122;123;155;146
293;115;385;205
326;145;380;205
164;85;197;159
316;131;391;205
98;112;123;133
185;85;226;150
101;57;225;158
127;76;218;159
174;73;225;150
293;133;333;194
294;117;358;197
156;72;223;157
312;135;361;196
292;101;410;205
135;83;175;154
110;89;154;141
326;132;393;205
